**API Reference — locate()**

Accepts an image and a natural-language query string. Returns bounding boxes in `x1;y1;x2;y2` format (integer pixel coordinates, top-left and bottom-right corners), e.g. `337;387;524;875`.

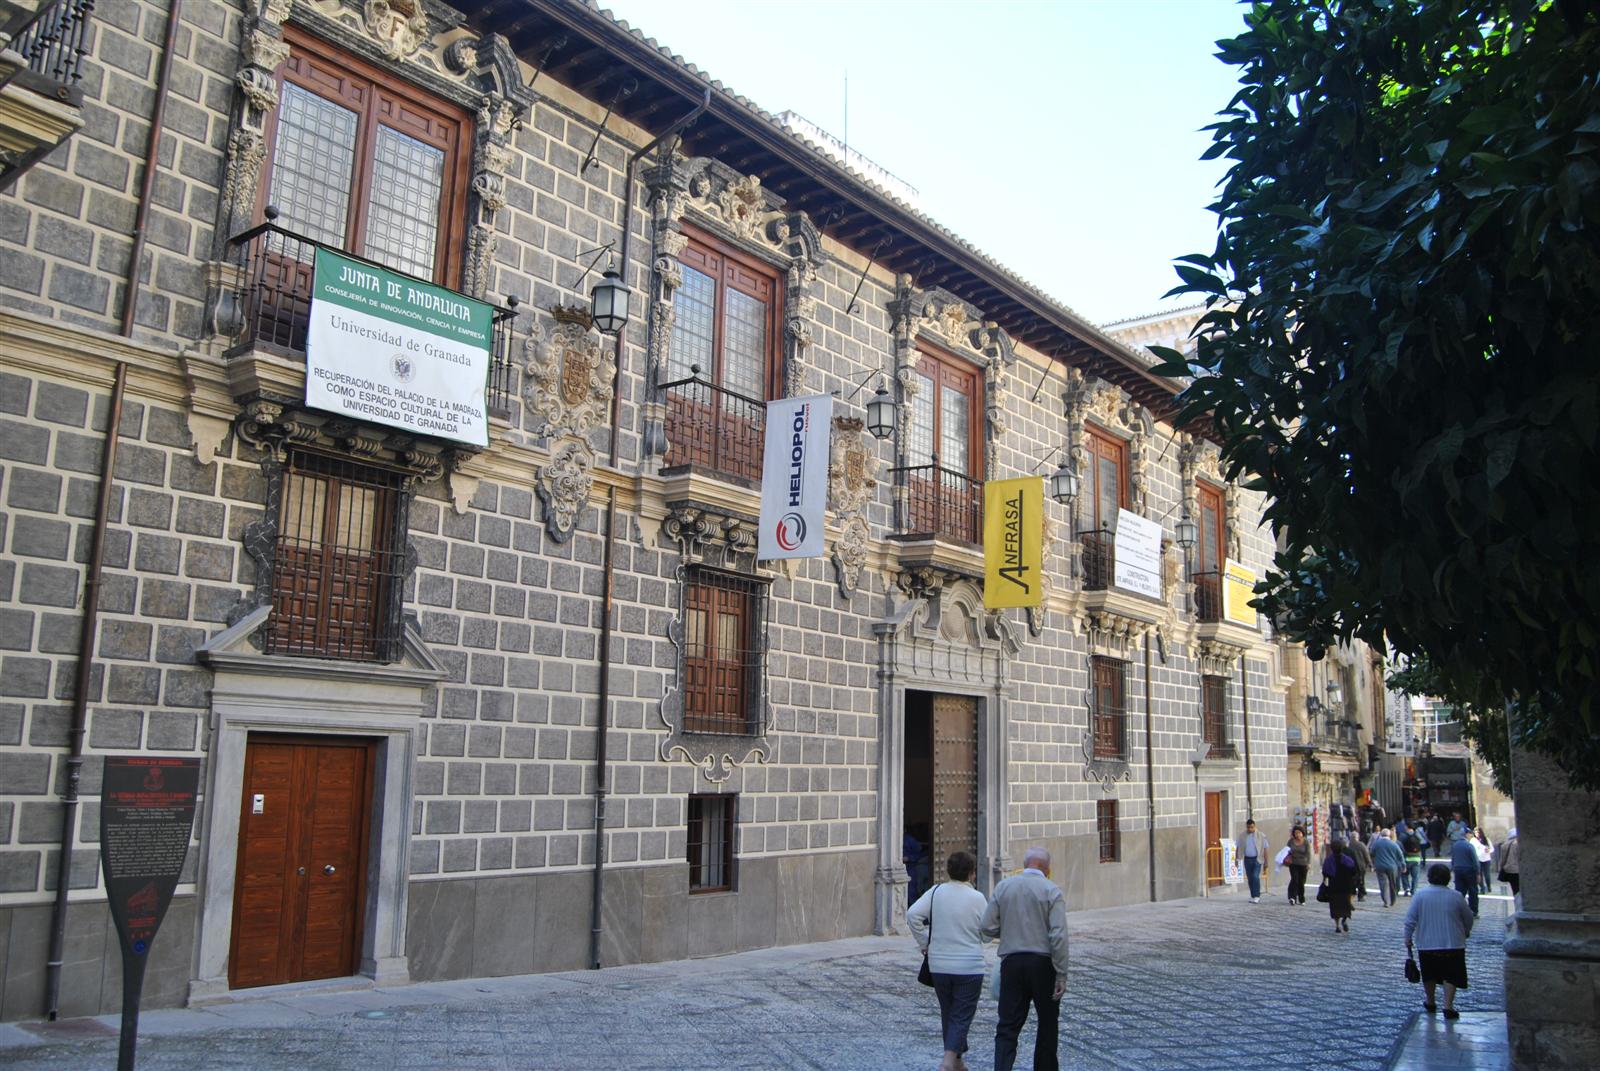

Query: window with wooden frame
681;567;768;735
662;228;782;482
1192;481;1226;621
1090;656;1128;760
900;347;983;543
687;793;736;893
261;27;472;284
264;450;407;662
1096;799;1120;863
1080;427;1129;590
1202;675;1233;757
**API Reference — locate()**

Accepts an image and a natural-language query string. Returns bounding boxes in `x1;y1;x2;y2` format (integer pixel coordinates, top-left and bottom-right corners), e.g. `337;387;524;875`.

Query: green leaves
1179;0;1600;790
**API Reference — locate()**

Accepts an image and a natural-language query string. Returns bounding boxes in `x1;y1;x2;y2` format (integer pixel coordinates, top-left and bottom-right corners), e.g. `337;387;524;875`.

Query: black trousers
995;952;1059;1071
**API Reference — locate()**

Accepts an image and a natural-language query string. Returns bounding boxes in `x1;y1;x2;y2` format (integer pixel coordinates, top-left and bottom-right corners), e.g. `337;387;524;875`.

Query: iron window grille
1091;656;1129;761
891;457;983;544
687;794;736;893
658;369;767;484
1097;800;1120;863
263;450;408;663
1078;526;1115;591
1202;675;1236;758
680;566;769;736
1191;569;1224;622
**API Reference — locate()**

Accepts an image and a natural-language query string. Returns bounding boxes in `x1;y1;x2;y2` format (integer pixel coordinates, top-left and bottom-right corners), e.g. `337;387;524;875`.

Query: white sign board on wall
1112;508;1163;600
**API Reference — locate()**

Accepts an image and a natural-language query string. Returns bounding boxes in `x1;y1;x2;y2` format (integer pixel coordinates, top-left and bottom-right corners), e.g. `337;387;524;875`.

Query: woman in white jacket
907;850;990;1071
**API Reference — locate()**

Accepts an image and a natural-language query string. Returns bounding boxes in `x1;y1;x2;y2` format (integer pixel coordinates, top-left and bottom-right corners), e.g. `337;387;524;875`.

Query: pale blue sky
595;0;1249;324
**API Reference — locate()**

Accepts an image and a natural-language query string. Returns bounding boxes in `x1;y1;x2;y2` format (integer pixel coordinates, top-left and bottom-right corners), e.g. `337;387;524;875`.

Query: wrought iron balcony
892;457;981;545
0;0;93;189
1191;568;1224;622
1078;526;1114;591
217;217;518;416
659;367;765;485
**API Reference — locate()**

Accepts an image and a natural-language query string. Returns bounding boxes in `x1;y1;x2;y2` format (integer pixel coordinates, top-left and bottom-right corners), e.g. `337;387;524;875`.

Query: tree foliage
1151;1;1600;788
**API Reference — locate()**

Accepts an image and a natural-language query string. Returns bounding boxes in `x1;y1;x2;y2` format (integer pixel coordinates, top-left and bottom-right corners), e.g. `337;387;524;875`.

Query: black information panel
99;756;199;1071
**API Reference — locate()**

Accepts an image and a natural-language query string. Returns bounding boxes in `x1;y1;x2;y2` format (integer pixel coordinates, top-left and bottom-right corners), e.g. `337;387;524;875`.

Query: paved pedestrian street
0;891;1509;1071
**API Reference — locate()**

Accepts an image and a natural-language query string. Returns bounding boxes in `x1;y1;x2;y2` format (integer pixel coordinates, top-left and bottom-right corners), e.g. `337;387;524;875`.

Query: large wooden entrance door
1204;791;1224;887
930;695;979;867
230;735;374;989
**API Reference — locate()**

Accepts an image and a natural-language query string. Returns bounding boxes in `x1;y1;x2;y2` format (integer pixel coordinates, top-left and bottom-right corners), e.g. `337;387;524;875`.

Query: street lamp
589;268;630;335
1175;510;1198;551
1049;458;1079;505
865;380;896;441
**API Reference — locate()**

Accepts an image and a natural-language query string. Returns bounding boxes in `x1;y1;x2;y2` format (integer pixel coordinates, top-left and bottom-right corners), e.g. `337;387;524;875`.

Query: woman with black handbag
906;851;989;1071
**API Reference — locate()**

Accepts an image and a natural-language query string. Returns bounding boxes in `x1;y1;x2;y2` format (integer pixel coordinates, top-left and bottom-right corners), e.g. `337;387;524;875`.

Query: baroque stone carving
829;416;881;599
1085;608;1152;661
660;505;759;573
534;438;595;545
524;310;616;440
1178;433;1243;563
1197;637;1247;677
1081;727;1133;793
363;0;431;62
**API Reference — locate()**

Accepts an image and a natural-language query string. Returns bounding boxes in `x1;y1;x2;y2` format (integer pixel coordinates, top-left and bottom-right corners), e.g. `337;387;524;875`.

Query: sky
594;0;1251;325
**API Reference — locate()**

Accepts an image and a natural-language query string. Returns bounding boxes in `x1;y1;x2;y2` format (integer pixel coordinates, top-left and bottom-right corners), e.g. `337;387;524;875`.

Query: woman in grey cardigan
907;851;991;1071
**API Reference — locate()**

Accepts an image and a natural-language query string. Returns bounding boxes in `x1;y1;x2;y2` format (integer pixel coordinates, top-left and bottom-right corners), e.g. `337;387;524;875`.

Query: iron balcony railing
1078;526;1114;591
659;367;765;484
219;216;518;416
1191;568;1224;622
892;456;981;545
10;0;93;96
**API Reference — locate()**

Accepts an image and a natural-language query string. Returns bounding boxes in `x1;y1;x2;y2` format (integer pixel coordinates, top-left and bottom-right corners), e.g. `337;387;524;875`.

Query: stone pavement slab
0;891;1508;1070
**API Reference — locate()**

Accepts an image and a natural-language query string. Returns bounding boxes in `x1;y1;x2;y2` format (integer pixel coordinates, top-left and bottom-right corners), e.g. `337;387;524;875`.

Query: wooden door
1204;791;1224;887
231;735;373;989
930;695;979;869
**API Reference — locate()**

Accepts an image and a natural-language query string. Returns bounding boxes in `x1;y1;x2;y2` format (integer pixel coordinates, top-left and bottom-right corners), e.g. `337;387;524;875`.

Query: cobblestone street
0;890;1509;1071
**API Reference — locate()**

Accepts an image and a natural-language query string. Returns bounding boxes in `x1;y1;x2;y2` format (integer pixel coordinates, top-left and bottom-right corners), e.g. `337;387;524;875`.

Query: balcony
659;367;765;486
0;0;91;189
1079;527;1114;590
216;217;517;416
892;459;981;545
1192;569;1223;622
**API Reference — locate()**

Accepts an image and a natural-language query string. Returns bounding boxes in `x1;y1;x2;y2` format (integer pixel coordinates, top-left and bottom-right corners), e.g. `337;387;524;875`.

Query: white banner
1385;690;1416;755
757;394;833;560
1112;508;1163;599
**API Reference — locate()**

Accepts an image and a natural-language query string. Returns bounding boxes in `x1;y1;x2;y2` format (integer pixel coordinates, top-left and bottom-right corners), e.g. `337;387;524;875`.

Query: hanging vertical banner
758;393;833;560
1223;559;1259;627
304;247;494;448
982;476;1044;609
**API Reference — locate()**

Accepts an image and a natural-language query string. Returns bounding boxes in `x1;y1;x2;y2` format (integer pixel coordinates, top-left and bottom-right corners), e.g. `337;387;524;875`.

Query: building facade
0;0;1288;1021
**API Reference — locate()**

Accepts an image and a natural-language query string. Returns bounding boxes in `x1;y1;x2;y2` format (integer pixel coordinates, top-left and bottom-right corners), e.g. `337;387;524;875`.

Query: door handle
296;867;306;876
323;864;336;876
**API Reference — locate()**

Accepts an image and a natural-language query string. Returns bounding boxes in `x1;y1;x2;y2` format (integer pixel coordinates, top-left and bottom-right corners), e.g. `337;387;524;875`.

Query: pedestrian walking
1321;837;1359;933
1401;826;1425;897
1472;828;1494;894
1240;818;1269;904
979;846;1068;1071
1284;826;1312;905
1348;832;1373;902
907;851;989;1071
1370;828;1405;907
1426;812;1447;860
1449;831;1481;917
1497;828;1521;896
1404;863;1476;1020
1446;811;1470;848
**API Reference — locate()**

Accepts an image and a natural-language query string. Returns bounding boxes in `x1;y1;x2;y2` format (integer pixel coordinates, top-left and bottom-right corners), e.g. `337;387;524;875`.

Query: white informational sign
304;248;493;448
1385;690;1416;755
757;393;833;560
1112;508;1163;599
1220;837;1243;885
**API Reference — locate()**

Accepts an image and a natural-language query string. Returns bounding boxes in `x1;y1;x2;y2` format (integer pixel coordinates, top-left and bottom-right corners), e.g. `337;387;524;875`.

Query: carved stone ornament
1081;727;1133;793
534;438;595;545
1179;434;1243;562
661;505;760;573
829;416;881;599
524;312;616;441
1085;609;1151;661
364;0;431;61
1197;638;1246;677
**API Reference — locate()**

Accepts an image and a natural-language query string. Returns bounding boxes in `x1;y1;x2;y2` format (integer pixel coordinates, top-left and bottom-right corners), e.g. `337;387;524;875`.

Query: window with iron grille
687;793;736;892
661;230;781;483
263;450;407;662
681;567;768;735
1091;656;1128;760
897;346;983;544
1202;675;1233;757
1097;799;1120;863
1079;427;1129;591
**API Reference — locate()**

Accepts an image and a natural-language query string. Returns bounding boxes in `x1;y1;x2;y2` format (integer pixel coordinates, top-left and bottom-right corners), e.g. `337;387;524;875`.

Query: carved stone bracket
216;6;293;250
1081;728;1133;793
1085;608;1153;662
363;0;432;62
1196;637;1247;677
661;505;759;573
534;437;595;544
828;415;881;599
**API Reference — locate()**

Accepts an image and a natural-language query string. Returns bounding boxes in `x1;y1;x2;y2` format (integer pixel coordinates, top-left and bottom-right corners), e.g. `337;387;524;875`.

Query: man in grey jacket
979;846;1069;1071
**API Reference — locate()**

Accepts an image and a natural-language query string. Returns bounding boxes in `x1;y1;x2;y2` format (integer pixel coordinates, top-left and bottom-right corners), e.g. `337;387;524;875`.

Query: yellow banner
983;477;1044;609
1223;559;1258;627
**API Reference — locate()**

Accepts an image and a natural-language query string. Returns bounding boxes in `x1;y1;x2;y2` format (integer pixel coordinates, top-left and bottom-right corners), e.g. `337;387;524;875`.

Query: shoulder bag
1315;878;1331;903
917;885;936;986
1405;952;1421;984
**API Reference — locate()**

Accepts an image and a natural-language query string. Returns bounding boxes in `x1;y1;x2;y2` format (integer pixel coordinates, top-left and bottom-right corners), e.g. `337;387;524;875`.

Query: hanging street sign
304;247;493;448
983;476;1044;609
100;756;200;1071
758;393;833;560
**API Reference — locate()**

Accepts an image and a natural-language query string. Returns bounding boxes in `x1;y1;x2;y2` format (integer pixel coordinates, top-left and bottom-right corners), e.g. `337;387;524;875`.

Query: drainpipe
589;87;711;971
1143;632;1157;902
1239;653;1255;819
119;0;183;338
44;361;128;1019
